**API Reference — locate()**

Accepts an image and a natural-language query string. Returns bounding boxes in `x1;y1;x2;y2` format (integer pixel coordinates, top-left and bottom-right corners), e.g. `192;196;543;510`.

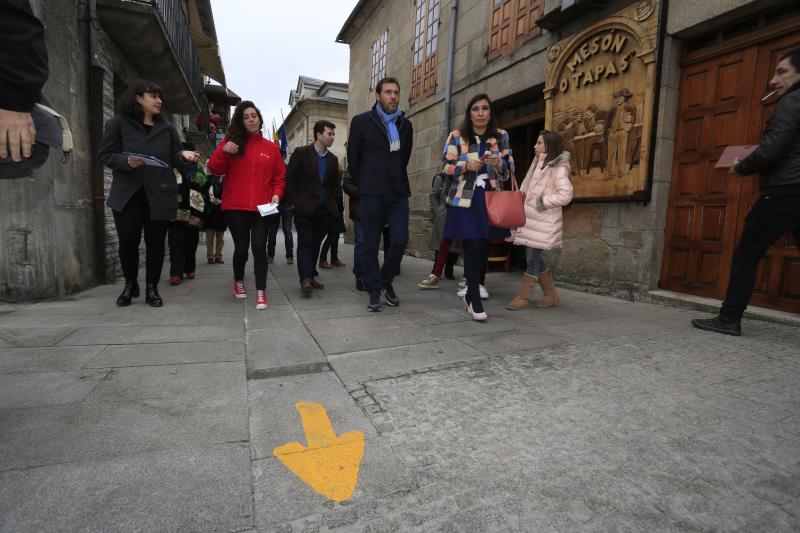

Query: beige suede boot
505;273;537;310
536;270;559;308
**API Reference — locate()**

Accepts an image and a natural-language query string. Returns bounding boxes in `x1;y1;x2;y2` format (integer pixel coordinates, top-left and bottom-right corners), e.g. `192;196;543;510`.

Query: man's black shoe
301;279;313;296
367;293;382;312
382;285;400;307
356;278;366;291
691;316;741;336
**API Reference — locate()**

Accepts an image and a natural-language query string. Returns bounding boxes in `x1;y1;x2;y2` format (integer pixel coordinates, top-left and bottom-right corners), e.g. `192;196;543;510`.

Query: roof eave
336;0;370;44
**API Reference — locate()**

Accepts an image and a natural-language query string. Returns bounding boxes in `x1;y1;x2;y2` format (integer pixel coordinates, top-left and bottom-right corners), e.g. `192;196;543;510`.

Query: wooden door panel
660;48;755;298
710;111;738;149
699;205;726;242
695;251;720;286
780;259;800;299
662;29;800;314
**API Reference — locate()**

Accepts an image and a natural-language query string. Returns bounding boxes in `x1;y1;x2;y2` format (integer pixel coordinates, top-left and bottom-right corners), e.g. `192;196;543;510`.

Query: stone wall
0;0;95;300
0;0;191;301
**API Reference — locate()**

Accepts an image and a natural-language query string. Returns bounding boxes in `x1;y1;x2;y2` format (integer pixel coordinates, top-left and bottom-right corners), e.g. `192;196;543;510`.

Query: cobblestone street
1;237;798;532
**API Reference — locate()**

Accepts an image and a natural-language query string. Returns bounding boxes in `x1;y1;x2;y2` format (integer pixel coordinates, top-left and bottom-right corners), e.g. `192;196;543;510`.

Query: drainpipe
443;0;459;139
87;0;107;282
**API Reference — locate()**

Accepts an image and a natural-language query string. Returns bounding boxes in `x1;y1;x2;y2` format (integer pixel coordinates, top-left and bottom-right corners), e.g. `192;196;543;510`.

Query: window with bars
370;29;388;90
410;0;440;104
486;0;543;62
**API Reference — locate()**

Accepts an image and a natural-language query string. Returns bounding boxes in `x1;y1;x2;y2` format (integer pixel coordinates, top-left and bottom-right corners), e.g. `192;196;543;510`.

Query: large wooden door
660;32;800;314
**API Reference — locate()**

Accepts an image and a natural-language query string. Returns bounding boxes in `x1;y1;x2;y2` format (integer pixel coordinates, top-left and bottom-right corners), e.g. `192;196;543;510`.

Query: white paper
256;202;279;217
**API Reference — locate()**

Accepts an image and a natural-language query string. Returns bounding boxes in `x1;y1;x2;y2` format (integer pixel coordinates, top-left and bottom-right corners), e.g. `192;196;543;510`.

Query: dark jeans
224;210;270;290
112;187;169;284
168;221;199;276
360;194;409;295
267;204;294;258
320;231;340;262
352;221;364;280
720;194;800;321
462;238;489;313
294;205;328;282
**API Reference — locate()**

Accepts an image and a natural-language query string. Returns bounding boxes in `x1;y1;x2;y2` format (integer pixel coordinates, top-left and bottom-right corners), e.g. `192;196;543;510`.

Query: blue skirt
443;187;509;240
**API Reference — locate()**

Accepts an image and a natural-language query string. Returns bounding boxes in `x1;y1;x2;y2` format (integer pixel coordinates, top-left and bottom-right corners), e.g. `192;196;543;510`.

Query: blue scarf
375;104;402;152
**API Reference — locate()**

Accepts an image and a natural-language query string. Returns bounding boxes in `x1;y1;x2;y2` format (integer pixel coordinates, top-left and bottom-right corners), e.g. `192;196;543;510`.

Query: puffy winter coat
512;151;573;250
207;133;285;211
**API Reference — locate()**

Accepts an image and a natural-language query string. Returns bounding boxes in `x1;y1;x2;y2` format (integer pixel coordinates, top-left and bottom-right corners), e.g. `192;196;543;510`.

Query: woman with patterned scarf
441;94;513;321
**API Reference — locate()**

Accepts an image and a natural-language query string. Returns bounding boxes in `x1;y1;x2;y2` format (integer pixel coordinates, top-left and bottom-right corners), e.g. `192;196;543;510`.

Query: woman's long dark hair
119;79;164;122
540;130;564;166
458;93;499;140
226;100;264;156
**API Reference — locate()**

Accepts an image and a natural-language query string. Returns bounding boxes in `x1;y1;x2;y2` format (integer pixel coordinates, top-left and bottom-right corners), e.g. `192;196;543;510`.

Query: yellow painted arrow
273;402;365;502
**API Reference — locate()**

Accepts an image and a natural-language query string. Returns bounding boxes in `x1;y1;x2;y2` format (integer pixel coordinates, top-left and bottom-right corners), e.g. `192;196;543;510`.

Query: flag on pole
271;120;279;144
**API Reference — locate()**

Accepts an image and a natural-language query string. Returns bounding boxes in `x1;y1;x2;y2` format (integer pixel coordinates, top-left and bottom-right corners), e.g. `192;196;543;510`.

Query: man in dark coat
0;0;48;173
285;120;343;296
346;77;413;312
693;48;800;336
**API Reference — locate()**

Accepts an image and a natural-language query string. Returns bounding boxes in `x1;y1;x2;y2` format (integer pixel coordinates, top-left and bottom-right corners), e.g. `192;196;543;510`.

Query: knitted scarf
375;104;402;152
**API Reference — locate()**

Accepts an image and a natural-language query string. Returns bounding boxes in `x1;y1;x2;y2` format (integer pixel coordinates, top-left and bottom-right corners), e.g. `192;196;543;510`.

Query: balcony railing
152;0;206;113
97;0;210;116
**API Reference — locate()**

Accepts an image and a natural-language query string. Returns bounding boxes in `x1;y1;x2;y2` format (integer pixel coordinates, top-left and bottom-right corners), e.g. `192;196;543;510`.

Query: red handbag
485;172;525;229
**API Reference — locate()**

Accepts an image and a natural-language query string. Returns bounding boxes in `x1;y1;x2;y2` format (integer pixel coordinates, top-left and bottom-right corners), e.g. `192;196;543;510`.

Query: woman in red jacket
208;101;285;310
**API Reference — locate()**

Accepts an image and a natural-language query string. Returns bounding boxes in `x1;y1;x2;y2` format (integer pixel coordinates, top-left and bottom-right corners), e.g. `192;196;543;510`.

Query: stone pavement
0;233;798;532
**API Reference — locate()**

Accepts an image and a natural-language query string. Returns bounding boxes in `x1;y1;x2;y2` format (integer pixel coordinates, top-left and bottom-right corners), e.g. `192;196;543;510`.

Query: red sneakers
185;271;195;280
255;290;268;310
233;280;247;299
169;275;182;286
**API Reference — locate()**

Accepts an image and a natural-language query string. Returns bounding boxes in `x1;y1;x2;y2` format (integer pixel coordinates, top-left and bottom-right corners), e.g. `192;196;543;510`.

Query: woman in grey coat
99;80;198;307
418;172;460;289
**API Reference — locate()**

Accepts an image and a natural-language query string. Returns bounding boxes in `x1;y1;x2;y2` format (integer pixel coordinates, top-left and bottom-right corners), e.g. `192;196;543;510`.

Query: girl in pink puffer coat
506;131;573;310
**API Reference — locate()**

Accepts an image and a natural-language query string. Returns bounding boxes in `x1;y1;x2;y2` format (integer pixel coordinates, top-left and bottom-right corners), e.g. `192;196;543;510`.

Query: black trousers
462;238;489;313
320;230;340;262
168;221;199;276
720;194;800;320
224;210;270;290
112;188;169;284
294;206;328;282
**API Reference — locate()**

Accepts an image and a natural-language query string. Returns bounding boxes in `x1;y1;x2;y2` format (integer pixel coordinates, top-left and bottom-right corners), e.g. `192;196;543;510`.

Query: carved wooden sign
544;1;659;201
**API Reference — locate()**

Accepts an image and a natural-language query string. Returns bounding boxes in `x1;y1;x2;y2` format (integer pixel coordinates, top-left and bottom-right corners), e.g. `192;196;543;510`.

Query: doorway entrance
660;20;800;313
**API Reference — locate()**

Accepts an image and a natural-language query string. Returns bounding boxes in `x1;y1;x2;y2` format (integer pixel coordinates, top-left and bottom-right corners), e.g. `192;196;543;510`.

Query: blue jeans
267;204;294;259
360;194;409;295
352;221;365;280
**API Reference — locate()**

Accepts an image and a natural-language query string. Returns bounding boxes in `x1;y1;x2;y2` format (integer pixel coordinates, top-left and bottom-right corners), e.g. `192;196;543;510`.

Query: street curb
647;290;800;328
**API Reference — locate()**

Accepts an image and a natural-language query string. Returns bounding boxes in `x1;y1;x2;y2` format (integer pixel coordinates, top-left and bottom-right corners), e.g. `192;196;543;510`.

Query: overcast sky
209;0;359;135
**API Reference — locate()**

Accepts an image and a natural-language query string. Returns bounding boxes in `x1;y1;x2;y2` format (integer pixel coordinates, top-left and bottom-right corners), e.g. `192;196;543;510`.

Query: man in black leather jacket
693;48;800;336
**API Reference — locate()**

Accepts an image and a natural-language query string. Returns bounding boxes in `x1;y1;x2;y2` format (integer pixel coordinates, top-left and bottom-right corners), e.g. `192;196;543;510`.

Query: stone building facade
337;0;800;314
0;0;230;301
280;76;349;164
